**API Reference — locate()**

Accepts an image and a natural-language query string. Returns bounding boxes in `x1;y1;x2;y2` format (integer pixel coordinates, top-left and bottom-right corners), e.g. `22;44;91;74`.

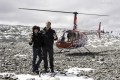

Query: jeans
43;46;54;71
32;47;42;72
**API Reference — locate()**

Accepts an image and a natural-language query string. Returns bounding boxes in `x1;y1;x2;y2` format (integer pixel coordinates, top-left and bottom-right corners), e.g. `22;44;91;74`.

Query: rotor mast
73;12;78;30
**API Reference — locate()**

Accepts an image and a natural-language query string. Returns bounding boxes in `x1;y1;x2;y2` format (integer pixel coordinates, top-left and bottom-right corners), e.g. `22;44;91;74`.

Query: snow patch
0;67;94;80
14;54;27;58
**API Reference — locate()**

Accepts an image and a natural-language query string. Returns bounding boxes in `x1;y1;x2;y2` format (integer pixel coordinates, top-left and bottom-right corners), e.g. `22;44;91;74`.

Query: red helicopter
19;8;108;52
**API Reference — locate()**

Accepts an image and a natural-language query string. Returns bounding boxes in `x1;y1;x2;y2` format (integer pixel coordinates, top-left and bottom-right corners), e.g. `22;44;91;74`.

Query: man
29;26;43;74
42;21;57;73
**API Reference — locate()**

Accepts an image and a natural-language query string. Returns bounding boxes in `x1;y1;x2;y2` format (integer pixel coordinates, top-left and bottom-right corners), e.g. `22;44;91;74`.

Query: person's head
46;21;51;30
32;26;40;33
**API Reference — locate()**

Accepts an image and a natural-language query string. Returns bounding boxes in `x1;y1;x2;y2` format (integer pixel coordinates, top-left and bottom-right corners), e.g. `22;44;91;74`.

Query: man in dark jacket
42;21;57;73
29;26;43;74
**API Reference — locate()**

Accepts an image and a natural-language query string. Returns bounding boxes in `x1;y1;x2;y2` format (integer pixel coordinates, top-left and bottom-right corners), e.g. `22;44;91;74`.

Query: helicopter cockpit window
67;31;74;42
59;32;70;42
59;32;66;42
67;32;71;42
60;33;65;42
59;31;80;42
67;31;80;41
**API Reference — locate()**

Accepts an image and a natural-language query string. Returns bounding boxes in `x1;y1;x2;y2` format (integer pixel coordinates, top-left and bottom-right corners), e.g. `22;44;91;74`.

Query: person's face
46;22;51;29
34;29;39;33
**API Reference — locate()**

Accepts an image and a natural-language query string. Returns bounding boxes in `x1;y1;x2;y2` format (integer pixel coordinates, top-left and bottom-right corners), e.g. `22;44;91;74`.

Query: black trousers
32;47;42;72
43;46;54;70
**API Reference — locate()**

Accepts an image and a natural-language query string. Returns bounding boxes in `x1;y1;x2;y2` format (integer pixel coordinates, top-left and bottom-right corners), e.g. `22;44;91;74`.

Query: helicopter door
73;32;80;40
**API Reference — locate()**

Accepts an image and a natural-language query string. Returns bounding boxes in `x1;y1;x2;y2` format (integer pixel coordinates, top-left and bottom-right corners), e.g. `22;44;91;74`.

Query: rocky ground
0;25;120;80
0;40;120;80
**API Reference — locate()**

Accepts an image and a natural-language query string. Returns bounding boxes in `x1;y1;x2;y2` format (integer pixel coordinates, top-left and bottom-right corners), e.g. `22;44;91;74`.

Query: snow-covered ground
0;24;120;80
0;67;94;80
0;24;120;45
87;33;120;48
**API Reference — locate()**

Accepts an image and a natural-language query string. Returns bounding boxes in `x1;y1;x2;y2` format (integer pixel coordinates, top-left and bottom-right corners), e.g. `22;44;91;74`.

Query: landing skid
76;47;90;53
84;47;91;52
56;49;71;53
56;47;90;53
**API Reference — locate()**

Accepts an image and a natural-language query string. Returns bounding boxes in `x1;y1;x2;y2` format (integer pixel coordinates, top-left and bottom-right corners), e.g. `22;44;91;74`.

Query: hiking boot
51;69;54;73
35;70;39;74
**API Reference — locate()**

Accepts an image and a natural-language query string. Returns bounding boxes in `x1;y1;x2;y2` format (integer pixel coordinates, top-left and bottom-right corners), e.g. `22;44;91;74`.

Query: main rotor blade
19;8;109;16
77;12;108;16
19;8;73;13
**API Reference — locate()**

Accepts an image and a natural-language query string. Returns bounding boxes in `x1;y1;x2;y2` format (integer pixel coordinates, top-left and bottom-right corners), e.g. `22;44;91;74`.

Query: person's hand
53;33;58;40
29;42;32;45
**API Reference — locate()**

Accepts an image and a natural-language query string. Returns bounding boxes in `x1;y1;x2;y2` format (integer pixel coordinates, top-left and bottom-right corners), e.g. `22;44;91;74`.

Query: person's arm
53;31;58;40
29;33;33;45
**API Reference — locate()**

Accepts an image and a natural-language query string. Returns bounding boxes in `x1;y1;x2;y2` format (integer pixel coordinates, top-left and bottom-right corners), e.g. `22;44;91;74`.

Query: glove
29;42;32;45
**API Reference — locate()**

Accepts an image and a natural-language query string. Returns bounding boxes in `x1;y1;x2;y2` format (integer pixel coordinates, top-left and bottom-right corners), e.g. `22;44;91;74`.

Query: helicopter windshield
59;30;80;42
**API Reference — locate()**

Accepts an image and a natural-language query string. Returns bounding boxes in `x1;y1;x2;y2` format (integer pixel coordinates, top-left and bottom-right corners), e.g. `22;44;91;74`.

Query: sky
0;0;120;31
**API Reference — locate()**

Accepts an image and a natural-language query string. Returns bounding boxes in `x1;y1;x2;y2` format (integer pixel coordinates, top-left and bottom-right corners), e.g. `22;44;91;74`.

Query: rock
26;78;36;80
49;77;60;80
0;75;3;78
10;42;14;45
2;73;18;80
91;59;96;61
1;28;120;80
99;57;104;61
59;71;67;76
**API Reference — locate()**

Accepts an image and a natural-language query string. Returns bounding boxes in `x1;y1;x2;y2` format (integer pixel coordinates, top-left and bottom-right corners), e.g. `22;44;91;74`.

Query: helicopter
19;8;108;52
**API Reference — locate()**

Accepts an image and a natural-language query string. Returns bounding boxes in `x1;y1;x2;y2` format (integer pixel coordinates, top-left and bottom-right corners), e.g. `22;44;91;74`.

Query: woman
29;26;43;74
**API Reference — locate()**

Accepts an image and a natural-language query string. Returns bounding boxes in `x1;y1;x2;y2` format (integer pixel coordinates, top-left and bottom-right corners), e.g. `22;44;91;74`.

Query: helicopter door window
60;32;65;42
64;33;69;42
67;32;70;42
60;36;65;42
60;32;69;42
67;32;73;42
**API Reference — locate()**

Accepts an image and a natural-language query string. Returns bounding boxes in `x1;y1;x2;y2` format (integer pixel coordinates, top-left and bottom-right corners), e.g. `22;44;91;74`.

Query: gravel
0;25;120;80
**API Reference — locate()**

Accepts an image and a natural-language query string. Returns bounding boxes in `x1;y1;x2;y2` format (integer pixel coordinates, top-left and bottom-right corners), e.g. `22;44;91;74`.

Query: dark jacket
42;27;57;47
31;32;43;47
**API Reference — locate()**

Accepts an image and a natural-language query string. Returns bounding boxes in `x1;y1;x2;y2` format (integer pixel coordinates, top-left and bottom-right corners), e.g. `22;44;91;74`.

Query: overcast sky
0;0;120;31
